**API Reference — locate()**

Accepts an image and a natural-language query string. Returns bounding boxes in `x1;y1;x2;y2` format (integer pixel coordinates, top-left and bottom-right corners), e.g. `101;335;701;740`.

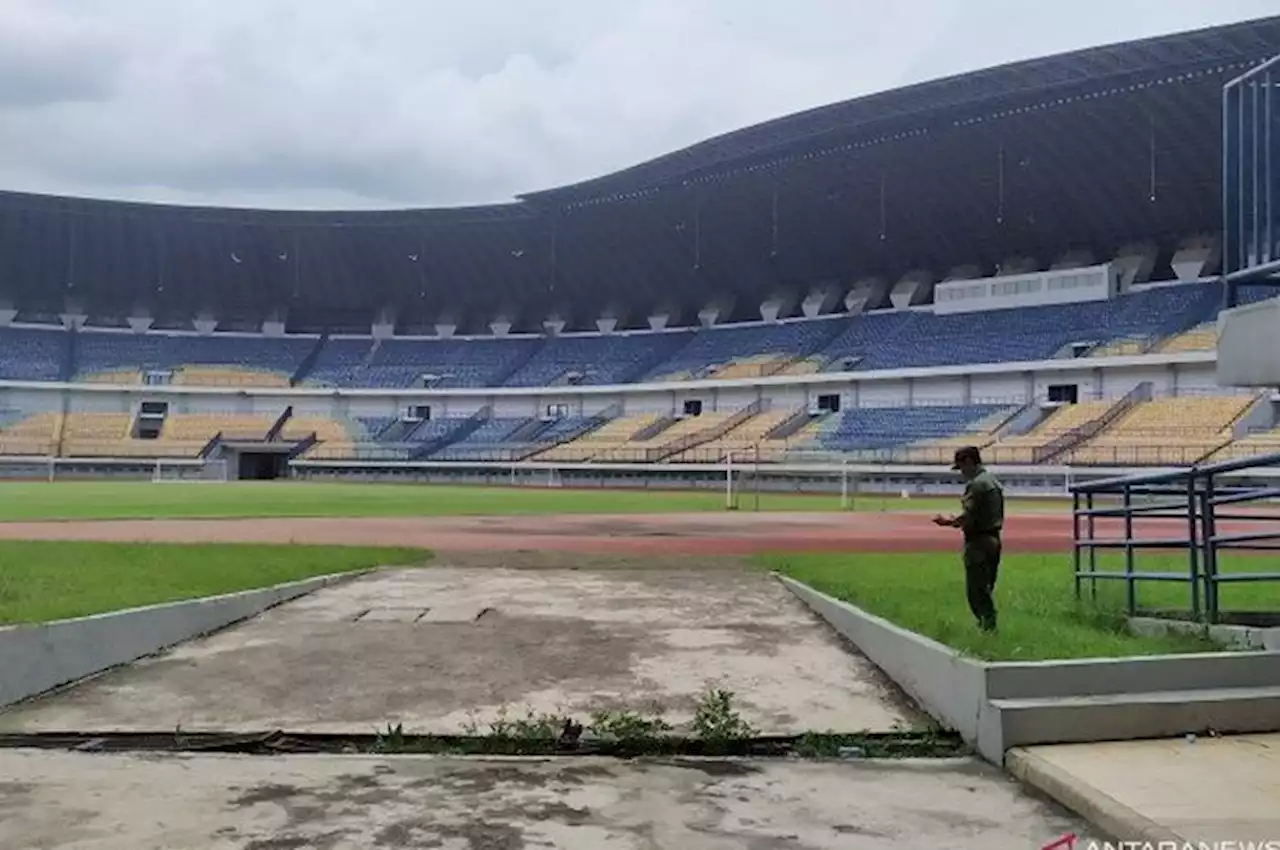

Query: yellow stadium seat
1065;395;1258;466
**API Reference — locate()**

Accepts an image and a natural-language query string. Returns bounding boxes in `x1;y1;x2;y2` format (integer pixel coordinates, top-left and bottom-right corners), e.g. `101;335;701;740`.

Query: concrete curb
776;574;1280;764
1006;748;1180;846
774;573;989;749
0;568;374;708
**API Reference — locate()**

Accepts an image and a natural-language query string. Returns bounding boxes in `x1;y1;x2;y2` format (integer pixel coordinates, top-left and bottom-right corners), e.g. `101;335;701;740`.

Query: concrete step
991;686;1280;749
986;652;1280;700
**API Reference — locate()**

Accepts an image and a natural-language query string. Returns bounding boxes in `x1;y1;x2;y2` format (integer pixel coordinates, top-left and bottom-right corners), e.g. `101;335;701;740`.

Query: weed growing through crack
351;686;966;759
692;687;756;753
373;722;406;753
588;708;673;745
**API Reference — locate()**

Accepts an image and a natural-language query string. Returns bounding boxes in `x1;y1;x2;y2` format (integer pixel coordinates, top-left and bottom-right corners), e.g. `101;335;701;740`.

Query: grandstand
0;17;1278;482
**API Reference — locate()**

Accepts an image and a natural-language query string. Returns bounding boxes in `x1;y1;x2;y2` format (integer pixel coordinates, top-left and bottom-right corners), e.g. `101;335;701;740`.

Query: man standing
932;446;1005;632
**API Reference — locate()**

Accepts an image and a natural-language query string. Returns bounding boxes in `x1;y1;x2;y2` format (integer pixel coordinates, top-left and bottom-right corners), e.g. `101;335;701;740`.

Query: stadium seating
641;321;840;382
173;366;292;387
306;337;541;389
60;413;135;457
0;282;1236;391
0;327;70;381
1213;424;1280;462
897;406;1022;463
1155;323;1218;353
502;333;691;387
74;331;313;385
429;418;535;460
593;412;737;462
1064;395;1258;466
0;412;61;456
815;283;1221;371
983;401;1116;464
817;404;1015;458
534;413;664;462
668;408;798;462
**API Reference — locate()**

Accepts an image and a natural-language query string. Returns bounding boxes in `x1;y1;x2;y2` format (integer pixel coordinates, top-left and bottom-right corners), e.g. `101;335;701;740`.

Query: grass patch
764;550;1280;661
0;541;428;625
0;481;1069;522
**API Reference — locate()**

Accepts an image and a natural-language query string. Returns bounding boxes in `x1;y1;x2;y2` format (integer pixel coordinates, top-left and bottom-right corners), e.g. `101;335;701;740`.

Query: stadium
1;14;1279;850
0;15;1276;491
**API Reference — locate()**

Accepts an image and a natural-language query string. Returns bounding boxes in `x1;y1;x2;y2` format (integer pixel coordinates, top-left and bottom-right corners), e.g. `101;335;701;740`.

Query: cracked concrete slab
0;564;918;735
0;749;1104;850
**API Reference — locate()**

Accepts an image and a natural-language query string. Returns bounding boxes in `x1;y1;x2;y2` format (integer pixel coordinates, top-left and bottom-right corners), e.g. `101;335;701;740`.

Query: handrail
1072;450;1280;493
645;400;765;462
1033;381;1151;464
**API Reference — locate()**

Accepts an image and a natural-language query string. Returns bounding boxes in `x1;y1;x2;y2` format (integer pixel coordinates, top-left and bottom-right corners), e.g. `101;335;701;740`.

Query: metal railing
1071;451;1280;624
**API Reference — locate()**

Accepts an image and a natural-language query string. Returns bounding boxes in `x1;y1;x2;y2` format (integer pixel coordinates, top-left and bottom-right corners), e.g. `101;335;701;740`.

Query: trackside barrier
1071;451;1280;624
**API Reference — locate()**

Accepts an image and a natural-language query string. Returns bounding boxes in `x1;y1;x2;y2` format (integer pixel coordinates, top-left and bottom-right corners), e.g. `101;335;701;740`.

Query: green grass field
765;551;1280;660
0;480;1069;522
0;541;428;626
1;479;1271;663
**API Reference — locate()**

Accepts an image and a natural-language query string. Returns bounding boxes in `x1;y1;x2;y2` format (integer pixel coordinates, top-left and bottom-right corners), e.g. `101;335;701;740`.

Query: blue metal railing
1071;451;1280;623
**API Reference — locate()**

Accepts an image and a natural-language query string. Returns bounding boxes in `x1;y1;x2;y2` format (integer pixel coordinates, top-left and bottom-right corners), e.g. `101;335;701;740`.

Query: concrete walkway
0;750;1104;850
0;565;916;735
1009;733;1280;846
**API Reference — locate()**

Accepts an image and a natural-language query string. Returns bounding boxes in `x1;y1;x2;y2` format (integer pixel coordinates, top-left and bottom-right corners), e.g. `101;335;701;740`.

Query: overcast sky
0;0;1273;210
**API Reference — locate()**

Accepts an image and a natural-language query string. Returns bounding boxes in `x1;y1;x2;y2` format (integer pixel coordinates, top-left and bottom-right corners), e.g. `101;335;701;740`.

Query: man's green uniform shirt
958;467;1004;540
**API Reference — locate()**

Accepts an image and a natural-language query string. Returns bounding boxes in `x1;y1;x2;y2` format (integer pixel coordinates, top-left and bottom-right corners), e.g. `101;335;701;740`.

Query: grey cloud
0;0;1273;209
0;2;123;106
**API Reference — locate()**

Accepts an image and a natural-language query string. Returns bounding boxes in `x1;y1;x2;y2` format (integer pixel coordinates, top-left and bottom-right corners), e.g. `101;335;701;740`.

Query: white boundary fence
2;453;1279;505
0;456;227;483
286;453;1280;502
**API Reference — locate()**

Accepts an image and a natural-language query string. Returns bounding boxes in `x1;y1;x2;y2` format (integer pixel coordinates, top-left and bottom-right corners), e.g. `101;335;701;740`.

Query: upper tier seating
503;332;692;387
0;327;70;381
816;284;1221;371
817;405;1014;458
641;320;841;382
0;281;1232;390
1155;323;1217;353
307;337;541;389
74;331;314;384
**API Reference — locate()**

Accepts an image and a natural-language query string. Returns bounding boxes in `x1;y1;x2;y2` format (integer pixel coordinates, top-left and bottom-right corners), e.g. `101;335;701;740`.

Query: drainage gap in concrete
0;730;968;760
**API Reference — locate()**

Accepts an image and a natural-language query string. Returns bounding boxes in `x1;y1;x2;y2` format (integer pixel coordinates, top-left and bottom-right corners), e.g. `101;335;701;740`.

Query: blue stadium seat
503;332;692;387
74;331;314;379
819;404;1012;452
307;337;541;389
0;326;69;381
639;320;841;380
429;417;535;460
817;283;1222;371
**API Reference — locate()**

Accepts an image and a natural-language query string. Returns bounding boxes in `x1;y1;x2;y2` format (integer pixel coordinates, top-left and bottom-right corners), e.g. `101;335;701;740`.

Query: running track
0;510;1271;555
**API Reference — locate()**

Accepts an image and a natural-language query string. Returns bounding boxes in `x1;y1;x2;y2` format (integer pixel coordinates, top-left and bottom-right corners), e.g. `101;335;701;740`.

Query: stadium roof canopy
2;15;1278;333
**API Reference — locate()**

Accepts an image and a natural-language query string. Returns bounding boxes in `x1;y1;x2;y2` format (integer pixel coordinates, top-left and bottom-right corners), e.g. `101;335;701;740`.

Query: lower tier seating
1065;395;1258;466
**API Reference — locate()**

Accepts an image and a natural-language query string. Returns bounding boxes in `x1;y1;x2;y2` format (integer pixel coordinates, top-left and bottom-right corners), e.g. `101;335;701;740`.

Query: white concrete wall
0;352;1233;429
761;383;811;412
971;373;1032;405
909;377;966;406
857;380;910;408
0;572;362;708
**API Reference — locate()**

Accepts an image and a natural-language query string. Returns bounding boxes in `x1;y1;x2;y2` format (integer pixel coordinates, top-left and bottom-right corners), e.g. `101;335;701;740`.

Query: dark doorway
238;452;287;481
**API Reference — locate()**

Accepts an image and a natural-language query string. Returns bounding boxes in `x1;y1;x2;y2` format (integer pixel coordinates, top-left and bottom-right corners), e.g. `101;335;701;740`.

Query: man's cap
952;446;982;469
